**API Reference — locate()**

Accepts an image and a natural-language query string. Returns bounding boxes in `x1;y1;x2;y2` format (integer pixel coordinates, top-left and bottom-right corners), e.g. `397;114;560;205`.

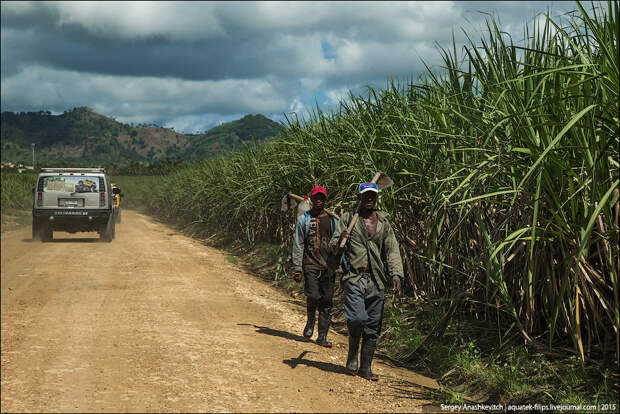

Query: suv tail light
98;177;106;207
37;192;42;207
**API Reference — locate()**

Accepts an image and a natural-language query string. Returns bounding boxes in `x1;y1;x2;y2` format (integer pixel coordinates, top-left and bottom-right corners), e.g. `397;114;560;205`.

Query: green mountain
1;107;284;165
179;114;285;160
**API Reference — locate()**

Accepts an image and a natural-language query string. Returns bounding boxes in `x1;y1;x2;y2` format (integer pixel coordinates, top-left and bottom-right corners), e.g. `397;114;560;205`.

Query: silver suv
32;168;116;242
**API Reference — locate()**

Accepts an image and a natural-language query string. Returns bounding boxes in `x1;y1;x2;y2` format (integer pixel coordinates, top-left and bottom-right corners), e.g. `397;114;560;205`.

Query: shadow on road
283;350;350;376
40;238;101;243
379;375;440;402
237;323;312;345
281;298;306;308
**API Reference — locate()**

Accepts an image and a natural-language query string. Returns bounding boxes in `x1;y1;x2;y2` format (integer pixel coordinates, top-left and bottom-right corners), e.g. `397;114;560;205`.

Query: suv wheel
100;216;115;242
40;221;53;242
32;218;40;241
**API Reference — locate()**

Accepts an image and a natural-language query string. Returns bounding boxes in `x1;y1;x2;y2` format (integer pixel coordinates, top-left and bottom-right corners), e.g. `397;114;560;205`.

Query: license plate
59;198;84;207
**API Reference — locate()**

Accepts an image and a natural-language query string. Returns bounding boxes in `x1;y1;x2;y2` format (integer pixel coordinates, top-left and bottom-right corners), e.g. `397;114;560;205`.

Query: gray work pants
343;274;385;341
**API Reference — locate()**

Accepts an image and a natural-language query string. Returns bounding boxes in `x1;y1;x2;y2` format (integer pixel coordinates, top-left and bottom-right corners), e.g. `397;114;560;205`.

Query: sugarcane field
1;1;618;413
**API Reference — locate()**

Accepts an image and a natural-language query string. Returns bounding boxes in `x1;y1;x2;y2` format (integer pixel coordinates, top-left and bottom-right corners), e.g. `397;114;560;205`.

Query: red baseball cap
310;185;327;197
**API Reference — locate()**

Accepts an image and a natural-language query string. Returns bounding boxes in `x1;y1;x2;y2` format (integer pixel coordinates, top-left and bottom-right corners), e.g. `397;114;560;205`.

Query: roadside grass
226;255;239;265
1;172;36;210
1;209;31;233
109;176;160;210
380;300;619;406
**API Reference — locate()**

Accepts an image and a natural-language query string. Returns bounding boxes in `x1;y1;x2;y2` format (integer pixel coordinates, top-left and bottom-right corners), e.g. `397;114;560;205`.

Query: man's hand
292;272;303;283
392;278;401;294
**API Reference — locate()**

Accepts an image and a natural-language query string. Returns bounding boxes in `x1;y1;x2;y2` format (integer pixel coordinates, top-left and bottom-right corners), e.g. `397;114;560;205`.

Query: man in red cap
291;185;338;347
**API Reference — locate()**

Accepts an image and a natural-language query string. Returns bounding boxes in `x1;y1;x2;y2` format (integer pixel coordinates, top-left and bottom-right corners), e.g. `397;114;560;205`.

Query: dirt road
1;210;437;412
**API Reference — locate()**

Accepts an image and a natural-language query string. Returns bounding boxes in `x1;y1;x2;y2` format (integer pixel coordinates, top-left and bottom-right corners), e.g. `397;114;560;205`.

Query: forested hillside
176;114;284;161
1;108;283;165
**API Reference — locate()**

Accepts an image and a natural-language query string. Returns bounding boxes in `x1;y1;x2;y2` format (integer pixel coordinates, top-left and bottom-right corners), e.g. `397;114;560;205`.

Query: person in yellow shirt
111;183;122;223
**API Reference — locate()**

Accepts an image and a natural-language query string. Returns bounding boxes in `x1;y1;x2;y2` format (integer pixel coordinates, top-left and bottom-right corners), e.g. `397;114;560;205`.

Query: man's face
310;193;326;210
359;191;377;210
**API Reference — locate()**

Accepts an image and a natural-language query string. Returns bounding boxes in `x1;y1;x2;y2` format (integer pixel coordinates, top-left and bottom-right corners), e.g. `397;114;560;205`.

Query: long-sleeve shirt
329;210;403;290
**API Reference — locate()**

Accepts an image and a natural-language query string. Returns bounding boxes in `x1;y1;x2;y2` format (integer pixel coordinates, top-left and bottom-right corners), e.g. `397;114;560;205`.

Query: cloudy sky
1;1;578;133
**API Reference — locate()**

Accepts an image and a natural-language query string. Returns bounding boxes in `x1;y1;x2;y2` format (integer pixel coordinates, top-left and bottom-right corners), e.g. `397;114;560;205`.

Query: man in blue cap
329;181;403;381
291;185;339;347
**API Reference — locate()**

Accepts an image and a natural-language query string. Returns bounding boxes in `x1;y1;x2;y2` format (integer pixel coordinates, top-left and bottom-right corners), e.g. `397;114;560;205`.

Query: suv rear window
41;176;101;193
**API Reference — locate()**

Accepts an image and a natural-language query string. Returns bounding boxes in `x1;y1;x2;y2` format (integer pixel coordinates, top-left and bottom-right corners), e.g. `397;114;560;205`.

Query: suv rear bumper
33;209;112;232
33;209;111;218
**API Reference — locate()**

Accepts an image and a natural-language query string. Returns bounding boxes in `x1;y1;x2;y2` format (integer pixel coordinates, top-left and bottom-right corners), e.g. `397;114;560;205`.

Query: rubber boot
357;337;379;381
345;322;362;375
315;308;332;348
303;299;317;339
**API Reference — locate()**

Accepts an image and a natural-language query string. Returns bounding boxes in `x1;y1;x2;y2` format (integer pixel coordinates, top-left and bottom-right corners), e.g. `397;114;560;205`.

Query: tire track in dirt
1;210;437;412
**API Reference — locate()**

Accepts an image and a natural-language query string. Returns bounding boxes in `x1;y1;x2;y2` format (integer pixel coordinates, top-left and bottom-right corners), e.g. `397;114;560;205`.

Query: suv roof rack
40;167;106;173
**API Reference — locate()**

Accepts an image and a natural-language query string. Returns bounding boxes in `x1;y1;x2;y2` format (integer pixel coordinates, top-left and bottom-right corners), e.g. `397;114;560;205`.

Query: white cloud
53;1;226;41
325;88;349;106
161;113;245;134
1;1;37;15
299;77;325;91
288;97;305;115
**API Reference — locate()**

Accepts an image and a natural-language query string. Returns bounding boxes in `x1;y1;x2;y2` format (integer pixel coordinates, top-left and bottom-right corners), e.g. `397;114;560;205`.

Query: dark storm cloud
2;29;268;81
1;1;579;132
2;12;291;81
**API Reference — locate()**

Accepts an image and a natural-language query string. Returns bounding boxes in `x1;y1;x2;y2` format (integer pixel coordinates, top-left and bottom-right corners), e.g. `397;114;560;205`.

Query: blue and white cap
359;182;378;194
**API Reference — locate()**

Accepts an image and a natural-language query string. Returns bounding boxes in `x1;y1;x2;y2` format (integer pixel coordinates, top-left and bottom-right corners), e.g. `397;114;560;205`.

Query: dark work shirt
303;213;333;270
